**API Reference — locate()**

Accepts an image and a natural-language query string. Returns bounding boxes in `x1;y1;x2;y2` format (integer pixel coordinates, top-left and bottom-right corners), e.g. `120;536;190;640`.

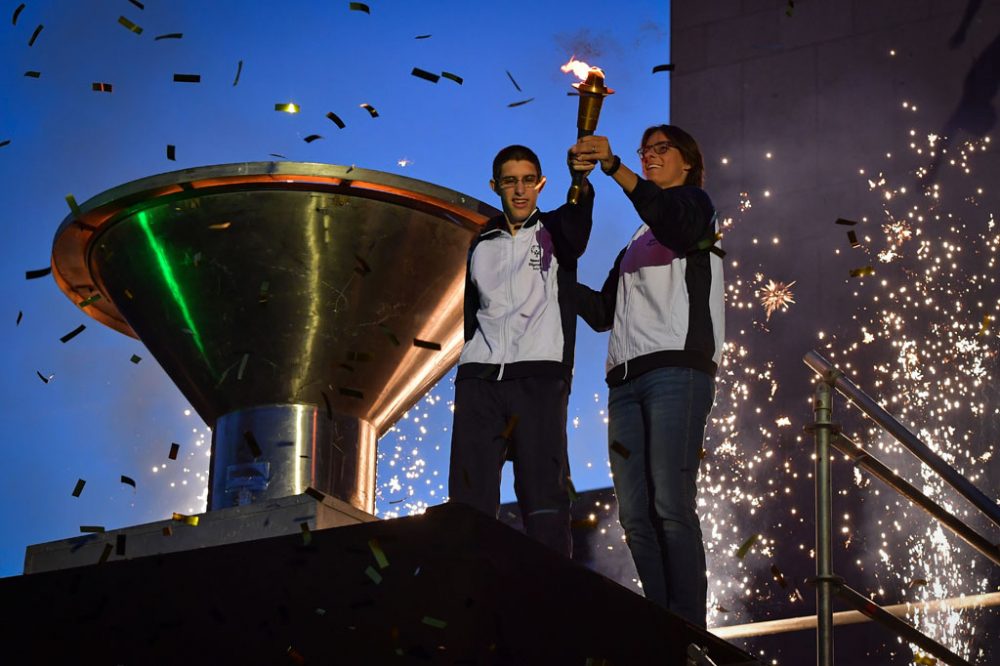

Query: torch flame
561;56;602;81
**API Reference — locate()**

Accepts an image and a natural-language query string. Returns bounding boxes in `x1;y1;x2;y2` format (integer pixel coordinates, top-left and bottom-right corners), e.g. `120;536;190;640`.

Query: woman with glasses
568;125;724;628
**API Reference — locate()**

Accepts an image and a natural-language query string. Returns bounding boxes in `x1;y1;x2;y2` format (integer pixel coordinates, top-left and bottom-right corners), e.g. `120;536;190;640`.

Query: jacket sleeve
576;247;625;333
463;238;481;343
626;180;714;253
543;185;594;267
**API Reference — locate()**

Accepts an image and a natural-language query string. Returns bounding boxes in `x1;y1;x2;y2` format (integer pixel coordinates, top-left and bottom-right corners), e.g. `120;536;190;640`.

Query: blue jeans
608;366;715;627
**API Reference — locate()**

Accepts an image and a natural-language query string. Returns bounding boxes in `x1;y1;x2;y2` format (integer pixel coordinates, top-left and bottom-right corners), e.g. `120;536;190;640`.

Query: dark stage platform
0;502;756;665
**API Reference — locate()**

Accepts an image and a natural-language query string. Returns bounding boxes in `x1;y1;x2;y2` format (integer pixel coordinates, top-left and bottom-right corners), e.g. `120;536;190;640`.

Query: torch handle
567;128;595;205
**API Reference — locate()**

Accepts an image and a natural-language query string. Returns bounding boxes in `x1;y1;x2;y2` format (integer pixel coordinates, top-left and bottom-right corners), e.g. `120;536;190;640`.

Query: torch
563;59;614;204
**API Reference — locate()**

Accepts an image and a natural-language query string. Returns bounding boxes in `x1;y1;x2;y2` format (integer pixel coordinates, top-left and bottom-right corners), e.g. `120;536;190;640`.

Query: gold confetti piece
154;32;182;40
770;564;788;588
349;2;370;14
303;134;323;143
380;324;400;346
80;525;105;533
65;193;81;217
785;0;795;17
364;565;382;584
78;293;102;308
244;430;262;457
847;230;860;247
12;3;25;25
128;0;145;9
72;479;86;497
305;486;326;502
275;102;300;113
415;34;431;39
168;443;179;460
118;16;142;34
566;476;580;501
25;267;51;279
172;512;199;526
166;144;176;161
413;338;441;351
652;64;674;73
849;266;874;278
610;440;631;459
914;654;937;665
16;311;23;326
835;217;858;226
24;70;41;78
507;98;534;108
300;522;312;546
411;67;440;83
736;533;760;559
715;604;730;613
35;370;51;384
326;111;345;128
422;616;447;629
91;82;113;93
441;71;463;85
369;538;389;569
977;315;992;336
98;543;113;564
505;70;522;92
162;526;172;536
60;324;86;343
501;415;519;439
208;221;231;230
173;73;200;83
232;59;243;86
28;23;42;46
115;533;126;555
120;474;136;488
339;386;364;400
360;102;379;118
124;288;133;299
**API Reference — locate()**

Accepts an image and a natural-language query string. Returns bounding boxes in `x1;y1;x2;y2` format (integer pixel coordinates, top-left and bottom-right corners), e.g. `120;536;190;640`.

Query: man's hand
570;136;615;173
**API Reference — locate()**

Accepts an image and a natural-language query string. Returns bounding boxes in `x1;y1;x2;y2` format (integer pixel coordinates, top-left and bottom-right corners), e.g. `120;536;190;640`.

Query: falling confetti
360;103;379;117
411;67;440;83
232;59;243;86
326;111;345;128
168;443;180;460
303;134;323;143
72;479;86;497
91;82;113;93
27;24;42;46
652;64;674;73
117;16;142;34
166;144;176;160
275;102;300;113
349;2;370;14
412;339;441;350
12;3;25;25
120;474;137;489
59;324;86;343
173;73;200;83
154;32;183;40
505;70;522;91
441;71;463;85
507;98;534;108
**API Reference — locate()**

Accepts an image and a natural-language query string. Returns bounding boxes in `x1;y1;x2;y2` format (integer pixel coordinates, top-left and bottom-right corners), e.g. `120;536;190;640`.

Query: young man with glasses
448;144;594;557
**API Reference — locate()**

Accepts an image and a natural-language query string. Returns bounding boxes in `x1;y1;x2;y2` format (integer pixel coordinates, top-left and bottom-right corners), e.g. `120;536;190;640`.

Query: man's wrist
601;155;622;176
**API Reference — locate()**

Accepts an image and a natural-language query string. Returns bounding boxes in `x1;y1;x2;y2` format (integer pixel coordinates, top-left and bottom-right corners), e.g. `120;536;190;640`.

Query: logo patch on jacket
530;227;556;273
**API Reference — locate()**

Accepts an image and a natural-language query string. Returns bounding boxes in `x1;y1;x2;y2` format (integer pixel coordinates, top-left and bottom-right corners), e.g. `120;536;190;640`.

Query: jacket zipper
498;230;516;381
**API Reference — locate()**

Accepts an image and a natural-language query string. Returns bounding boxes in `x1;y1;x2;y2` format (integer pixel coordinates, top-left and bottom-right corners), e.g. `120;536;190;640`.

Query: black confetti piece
345;350;372;362
412;338;441;350
60;324;86;343
16;311;23;326
785;0;795;17
72;479;86;497
908;578;929;589
847;230;860;248
610;440;631;459
360;103;378;117
415;34;431;39
270;153;287;158
411;67;440;83
80;525;105;533
736;533;760;559
244;430;262;457
168;443;180;460
25;267;51;280
116;533;127;556
28;23;42;46
130;354;142;364
835;217;858;226
349;2;370;14
441;71;463;85
257;281;270;304
232;59;243;86
98;543;113;564
35;370;50;384
507;98;534;108
24;70;41;78
326;111;345;128
120;474;137;488
652;64;674;73
154;32;183;40
303;134;323;143
300;522;312;546
353;254;371;275
321;391;333;419
505;70;522;92
0;140;10;148
166;144;176;160
118;16;142;34
380;324;400;346
129;0;145;8
12;3;25;25
305;486;326;502
92;82;113;93
771;564;788;588
173;73;200;83
338;387;364;400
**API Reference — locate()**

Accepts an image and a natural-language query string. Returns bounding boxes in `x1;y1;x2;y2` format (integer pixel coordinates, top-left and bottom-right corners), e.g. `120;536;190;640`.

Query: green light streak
135;210;209;363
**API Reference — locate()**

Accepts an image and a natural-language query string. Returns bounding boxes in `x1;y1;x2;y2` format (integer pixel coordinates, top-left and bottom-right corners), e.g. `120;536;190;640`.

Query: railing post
813;379;835;666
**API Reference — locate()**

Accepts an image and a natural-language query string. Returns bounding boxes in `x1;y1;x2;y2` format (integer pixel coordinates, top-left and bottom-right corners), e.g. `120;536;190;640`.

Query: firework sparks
757;279;796;320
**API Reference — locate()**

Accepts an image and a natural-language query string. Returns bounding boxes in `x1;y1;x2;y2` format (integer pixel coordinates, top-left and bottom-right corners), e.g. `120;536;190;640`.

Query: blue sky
0;0;669;576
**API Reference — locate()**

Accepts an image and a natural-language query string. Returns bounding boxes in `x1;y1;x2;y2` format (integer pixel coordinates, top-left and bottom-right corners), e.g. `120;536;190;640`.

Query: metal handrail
803;350;999;666
804;350;1000;529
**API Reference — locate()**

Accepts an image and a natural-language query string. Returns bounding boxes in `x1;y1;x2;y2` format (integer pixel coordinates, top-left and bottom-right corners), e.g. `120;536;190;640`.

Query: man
448;145;593;556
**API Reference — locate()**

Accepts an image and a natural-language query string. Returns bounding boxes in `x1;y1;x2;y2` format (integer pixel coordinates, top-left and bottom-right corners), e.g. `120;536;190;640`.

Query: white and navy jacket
577;180;724;387
457;191;594;383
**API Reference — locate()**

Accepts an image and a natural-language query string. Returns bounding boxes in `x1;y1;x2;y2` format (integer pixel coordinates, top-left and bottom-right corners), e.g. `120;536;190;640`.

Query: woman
570;125;724;628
